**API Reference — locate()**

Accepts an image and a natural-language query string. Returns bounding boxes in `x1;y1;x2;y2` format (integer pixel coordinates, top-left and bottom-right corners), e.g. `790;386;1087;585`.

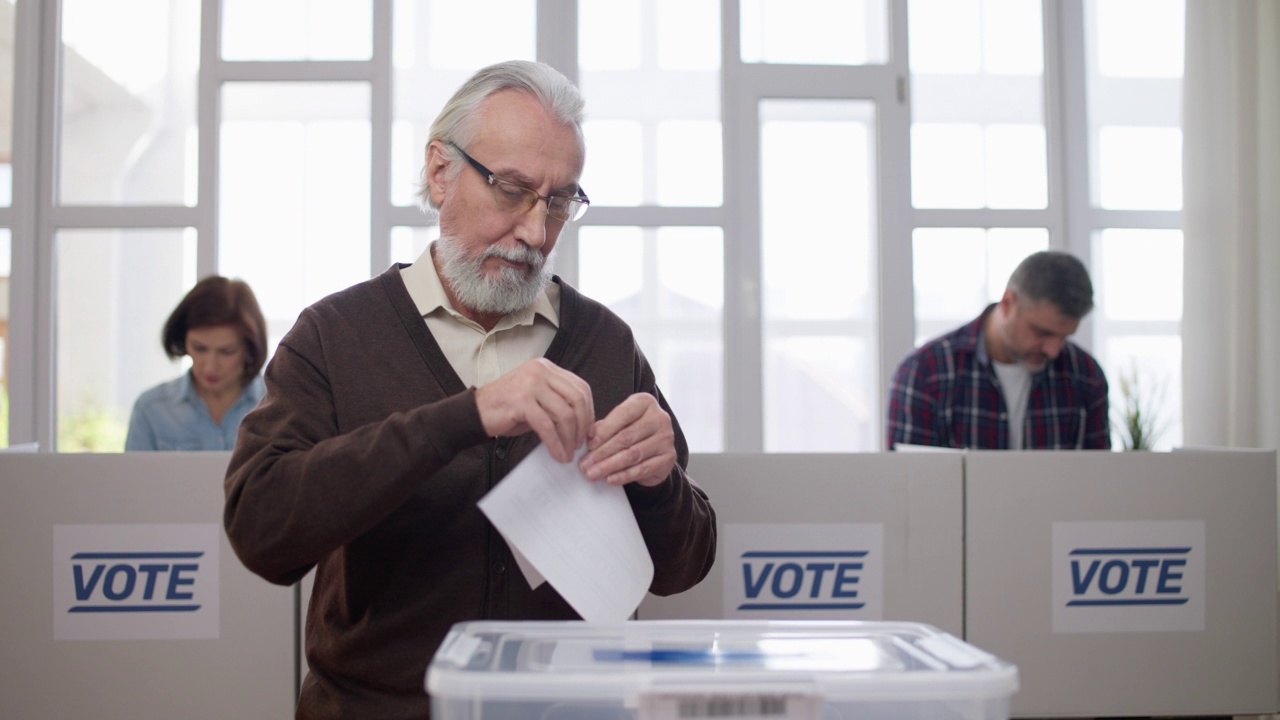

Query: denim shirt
124;373;266;451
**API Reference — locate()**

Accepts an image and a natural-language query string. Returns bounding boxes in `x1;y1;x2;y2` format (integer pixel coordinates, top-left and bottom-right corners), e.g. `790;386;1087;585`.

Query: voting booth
4;447;1277;718
0;453;296;719
964;449;1279;718
638;453;965;636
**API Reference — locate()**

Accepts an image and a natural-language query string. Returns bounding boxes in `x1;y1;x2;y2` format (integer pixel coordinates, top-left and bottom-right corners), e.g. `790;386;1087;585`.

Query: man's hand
579;393;676;487
474;358;594;463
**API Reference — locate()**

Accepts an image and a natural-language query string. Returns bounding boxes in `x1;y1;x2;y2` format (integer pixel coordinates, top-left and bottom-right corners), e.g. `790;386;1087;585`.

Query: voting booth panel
0;453;296;719
637;453;964;636
965;449;1279;718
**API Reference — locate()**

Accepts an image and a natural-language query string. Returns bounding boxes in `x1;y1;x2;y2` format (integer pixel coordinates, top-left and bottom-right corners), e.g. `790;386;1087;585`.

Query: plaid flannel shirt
887;305;1111;450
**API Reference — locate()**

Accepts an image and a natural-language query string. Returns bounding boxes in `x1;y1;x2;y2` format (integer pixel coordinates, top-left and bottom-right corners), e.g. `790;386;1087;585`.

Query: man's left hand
579;393;675;487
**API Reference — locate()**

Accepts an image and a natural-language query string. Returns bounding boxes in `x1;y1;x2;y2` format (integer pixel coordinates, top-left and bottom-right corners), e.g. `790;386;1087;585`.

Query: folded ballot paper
477;443;654;623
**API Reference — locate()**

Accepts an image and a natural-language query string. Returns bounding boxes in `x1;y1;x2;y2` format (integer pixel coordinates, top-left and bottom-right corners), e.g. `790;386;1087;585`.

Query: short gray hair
416;60;586;212
1007;250;1095;319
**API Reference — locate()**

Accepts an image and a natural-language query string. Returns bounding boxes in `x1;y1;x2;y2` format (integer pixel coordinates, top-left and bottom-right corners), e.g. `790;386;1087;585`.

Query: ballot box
637;453;964;636
0;452;296;719
964;448;1279;717
427;619;1018;720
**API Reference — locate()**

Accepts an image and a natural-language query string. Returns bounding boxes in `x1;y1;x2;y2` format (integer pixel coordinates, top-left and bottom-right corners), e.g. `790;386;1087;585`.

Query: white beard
435;235;556;316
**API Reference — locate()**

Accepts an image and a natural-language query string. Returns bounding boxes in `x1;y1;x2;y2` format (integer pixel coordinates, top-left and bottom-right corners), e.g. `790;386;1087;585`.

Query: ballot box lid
427;619;1018;716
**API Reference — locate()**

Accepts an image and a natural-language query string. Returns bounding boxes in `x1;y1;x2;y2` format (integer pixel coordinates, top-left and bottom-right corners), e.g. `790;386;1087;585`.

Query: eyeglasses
449;143;590;223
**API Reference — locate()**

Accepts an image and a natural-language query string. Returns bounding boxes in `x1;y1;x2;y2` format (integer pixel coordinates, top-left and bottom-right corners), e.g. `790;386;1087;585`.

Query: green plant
1114;364;1168;451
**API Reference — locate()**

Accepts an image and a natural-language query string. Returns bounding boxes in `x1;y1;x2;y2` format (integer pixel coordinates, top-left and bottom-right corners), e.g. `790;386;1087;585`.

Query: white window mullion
1048;0;1089;257
538;1;581;286
1088;209;1180;231
33;0;62;450
369;0;392;277
720;0;763;451
7;0;50;447
1049;0;1096;352
1041;0;1069;252
878;0;915;430
197;0;221;282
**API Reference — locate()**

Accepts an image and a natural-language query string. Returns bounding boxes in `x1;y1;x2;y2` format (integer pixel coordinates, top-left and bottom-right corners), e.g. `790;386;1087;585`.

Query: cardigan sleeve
222;310;489;586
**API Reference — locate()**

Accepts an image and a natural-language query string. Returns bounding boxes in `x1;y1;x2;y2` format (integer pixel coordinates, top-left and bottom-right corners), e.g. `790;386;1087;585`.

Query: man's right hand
473;358;595;463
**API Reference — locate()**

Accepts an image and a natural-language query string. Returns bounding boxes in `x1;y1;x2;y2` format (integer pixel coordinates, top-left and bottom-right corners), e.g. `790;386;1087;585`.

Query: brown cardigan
224;265;717;720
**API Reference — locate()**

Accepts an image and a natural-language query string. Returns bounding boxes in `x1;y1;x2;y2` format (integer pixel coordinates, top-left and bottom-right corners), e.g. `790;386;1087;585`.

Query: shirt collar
399;242;559;331
178;371;200;403
975;320;991;366
973;303;1052;377
969;303;998;366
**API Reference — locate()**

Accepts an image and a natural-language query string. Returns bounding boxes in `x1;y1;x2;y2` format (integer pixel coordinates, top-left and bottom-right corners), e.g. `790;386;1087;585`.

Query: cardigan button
492;560;506;574
495;446;508;460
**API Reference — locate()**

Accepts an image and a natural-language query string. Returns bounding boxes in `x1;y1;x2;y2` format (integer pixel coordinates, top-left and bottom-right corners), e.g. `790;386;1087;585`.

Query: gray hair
416;60;586;212
1007;250;1095;319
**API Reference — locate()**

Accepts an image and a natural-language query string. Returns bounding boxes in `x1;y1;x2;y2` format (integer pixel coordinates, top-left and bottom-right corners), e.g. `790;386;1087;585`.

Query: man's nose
511;199;550;249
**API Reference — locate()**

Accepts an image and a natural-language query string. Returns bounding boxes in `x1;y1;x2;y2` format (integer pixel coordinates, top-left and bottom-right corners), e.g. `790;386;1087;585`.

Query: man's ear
424;140;452;207
998;288;1018;316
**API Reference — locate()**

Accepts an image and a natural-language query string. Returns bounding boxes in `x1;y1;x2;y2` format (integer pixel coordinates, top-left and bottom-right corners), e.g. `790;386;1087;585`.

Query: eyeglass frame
448;142;590;223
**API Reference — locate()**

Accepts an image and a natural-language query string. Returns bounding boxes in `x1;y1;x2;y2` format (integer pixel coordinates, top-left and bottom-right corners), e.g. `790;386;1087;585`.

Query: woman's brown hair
161;276;268;380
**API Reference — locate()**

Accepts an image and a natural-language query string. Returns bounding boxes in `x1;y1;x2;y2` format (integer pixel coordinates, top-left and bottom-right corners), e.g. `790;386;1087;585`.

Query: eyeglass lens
489;177;584;221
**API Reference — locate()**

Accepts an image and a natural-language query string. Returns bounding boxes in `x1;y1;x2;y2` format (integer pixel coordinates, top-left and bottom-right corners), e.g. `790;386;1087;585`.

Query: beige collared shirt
398;243;560;389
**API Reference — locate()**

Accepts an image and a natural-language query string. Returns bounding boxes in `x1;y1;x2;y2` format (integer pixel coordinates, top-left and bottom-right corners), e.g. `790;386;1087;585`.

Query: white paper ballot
508;543;544;589
477;443;654;623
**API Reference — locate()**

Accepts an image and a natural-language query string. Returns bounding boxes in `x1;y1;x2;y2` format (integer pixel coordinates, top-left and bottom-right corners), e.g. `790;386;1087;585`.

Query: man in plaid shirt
887;251;1110;450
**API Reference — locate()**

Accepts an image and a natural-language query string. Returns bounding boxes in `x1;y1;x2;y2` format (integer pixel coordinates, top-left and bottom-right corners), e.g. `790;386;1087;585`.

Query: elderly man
887;250;1110;450
223;60;717;719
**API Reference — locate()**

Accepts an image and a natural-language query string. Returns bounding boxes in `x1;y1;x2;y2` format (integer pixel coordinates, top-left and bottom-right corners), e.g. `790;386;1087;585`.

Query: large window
1084;0;1184;449
4;0;1186;452
761;99;879;452
577;0;727;450
220;81;372;349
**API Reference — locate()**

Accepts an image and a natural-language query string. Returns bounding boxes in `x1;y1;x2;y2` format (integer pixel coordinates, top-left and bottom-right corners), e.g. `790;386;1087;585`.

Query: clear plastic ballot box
426;620;1018;720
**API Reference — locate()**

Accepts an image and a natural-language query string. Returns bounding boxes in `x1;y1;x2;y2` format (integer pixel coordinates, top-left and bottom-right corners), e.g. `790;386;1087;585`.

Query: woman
125;276;268;451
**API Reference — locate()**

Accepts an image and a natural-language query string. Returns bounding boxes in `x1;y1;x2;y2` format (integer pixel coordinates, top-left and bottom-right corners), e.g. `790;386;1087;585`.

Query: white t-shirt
992;361;1033;450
